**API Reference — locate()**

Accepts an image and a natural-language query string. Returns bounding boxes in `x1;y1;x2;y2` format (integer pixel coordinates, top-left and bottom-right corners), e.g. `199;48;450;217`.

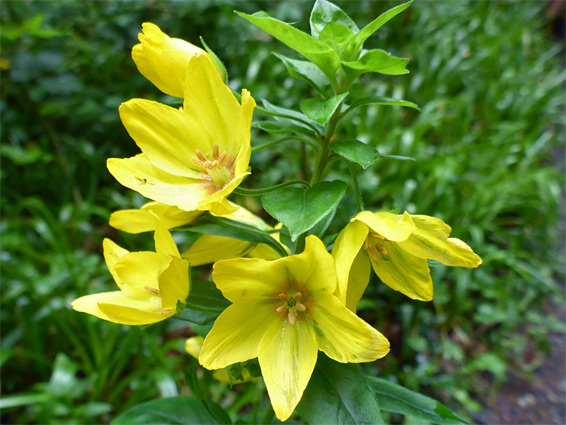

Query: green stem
346;161;364;212
233;180;310;196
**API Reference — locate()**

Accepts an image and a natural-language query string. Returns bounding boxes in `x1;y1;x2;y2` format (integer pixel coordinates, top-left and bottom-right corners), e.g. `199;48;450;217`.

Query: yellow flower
332;211;482;308
107;53;255;216
109;201;283;263
185;336;256;384
72;217;190;325
132;22;207;98
199;236;390;421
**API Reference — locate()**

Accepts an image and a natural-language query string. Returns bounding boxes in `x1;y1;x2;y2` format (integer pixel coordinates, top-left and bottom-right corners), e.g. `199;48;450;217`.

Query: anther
195;149;207;162
375;244;388;255
145;286;160;295
279;293;290;301
292;292;302;300
192;156;205;168
218;151;227;165
162;309;172;314
288;311;296;325
276;304;287;313
212;143;219;159
295;303;306;312
367;247;378;261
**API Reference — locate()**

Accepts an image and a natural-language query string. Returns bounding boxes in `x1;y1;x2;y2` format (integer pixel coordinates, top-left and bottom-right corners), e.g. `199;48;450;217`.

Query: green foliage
2;0;563;423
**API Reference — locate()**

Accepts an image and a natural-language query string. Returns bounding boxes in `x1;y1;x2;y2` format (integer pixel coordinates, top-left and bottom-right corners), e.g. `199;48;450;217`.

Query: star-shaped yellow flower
199;236;390;421
72;217;189;325
332;211;482;308
132;22;208;98
107;53;255;215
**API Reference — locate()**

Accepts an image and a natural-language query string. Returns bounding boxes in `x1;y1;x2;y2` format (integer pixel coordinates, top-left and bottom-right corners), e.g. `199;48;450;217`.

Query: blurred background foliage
1;0;564;423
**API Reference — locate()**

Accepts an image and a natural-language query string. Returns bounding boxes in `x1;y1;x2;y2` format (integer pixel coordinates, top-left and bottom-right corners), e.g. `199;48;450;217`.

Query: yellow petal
199;297;275;369
132;22;205;98
258;317;318;422
344;249;371;312
311;293;390;363
72;291;166;325
183;54;241;158
185;336;204;359
370;242;433;301
107;155;210;211
158;256;190;310
247;243;282;261
353;211;415;242
119;99;211;177
196;172;250;212
113;251;162;291
398;215;482;267
152;214;181;258
98;302;173;325
331;220;368;304
212;257;286;302
233;89;255;177
204;199;239;216
110;202;200;234
183;235;254;266
103;238;129;289
219;203;269;230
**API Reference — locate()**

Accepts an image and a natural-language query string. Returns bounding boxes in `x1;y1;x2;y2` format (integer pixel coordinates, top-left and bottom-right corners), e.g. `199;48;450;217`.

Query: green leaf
175;280;230;326
342;49;409;82
253;120;315;137
261;99;321;133
345;96;420;114
273;52;330;95
301;92;349;126
199;37;228;83
310;0;358;39
343;1;413;60
262;180;347;241
0;393;51;410
319;22;355;56
331;140;380;169
186;215;288;258
297;355;385;425
368;377;467;425
111;397;231;425
48;353;79;398
236;10;340;83
380;154;416;161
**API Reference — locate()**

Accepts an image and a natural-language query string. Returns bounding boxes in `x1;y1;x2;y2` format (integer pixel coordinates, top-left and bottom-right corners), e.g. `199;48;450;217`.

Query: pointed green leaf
111;397;231;425
185;215;288;258
310;0;358;39
199;37;228;83
343;49;410;82
236;10;340;83
273;52;330;95
331;140;380;169
368;376;467;425
262;181;347;240
297;355;385;425
261;99;322;132
343;1;413;60
253;121;316;137
301;92;349;126
319;22;355;56
345;96;420;115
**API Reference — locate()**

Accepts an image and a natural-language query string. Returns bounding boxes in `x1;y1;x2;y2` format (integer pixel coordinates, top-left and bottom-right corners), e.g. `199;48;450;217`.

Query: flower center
276;291;307;325
192;143;233;188
363;232;391;261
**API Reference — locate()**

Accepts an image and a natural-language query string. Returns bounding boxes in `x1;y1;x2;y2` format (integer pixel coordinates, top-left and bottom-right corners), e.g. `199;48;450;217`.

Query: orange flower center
192;143;233;188
275;290;309;325
363;232;391;261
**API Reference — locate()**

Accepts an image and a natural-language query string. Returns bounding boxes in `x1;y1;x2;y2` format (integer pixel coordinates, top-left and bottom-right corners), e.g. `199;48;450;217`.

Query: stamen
363;238;370;249
279;293;290;301
145;286;160;295
212;143;219;159
192;156;205;168
288;311;296;325
296;303;306;312
375;244;388;255
162;309;172;314
276;304;287;313
218;151;227;165
292;292;302;300
195;149;207;162
367;247;378;261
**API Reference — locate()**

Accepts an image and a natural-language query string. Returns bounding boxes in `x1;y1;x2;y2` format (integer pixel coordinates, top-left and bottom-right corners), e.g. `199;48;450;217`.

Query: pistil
192;143;233;188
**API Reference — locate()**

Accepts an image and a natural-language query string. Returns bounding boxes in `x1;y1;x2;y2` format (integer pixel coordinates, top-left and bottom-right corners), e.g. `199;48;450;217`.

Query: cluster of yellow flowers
72;23;481;421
